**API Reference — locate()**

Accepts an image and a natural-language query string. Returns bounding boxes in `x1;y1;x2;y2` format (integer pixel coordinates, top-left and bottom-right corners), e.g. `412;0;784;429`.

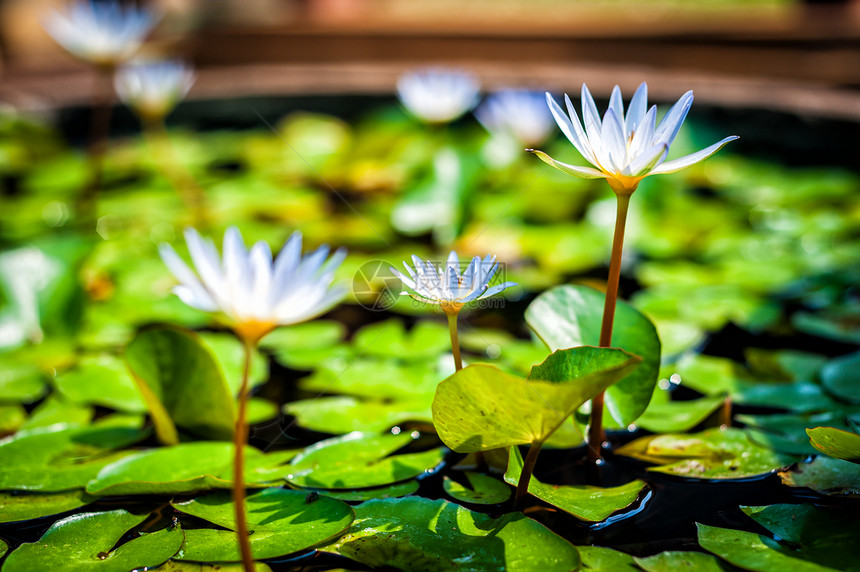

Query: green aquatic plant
530;83;737;462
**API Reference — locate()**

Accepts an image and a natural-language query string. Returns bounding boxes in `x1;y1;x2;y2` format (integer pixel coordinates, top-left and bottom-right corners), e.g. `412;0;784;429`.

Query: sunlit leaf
634;550;736;571
577;546;637;571
807;426;860;464
779;455;860;497
0;489;94;523
283;395;432;434
53;354;146;413
443;471;512;505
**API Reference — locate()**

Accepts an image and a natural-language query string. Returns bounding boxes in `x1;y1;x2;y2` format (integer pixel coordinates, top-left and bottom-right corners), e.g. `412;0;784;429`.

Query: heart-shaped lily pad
0;415;147;491
634;550;736;572
779;455;860;496
53;354;146;413
740;412;852;456
504;447;645;521
321;496;580;571
172;488;354;562
0;489;94;523
616;428;797;479
433;347;640;452
525;284;661;426
637;389;724;433
260;320;347;369
286;432;443;489
352;319;450;361
318;480;420;501
21;395;93;430
283;395;433;434
0;404;26;433
443;471;512;505
197;332;267;395
577;546;637;571
807;426;860;464
3;509;183;572
126;327;236;444
698;524;831;572
0;360;46;403
152;561;272;571
821;351;860;405
299;358;440;400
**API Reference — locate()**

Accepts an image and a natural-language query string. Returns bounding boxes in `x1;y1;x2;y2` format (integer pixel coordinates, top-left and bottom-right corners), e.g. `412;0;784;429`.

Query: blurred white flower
115;59;195;120
532;83;738;194
475;89;554;147
391;252;516;314
43;0;158;66
397;68;480;124
160;227;346;342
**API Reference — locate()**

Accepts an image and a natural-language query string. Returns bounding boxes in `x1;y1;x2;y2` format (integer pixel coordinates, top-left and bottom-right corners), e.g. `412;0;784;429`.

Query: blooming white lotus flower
43;0;158;66
115;59;195;120
160;227;346;342
390;252;516;314
532;83;738;194
397;68;481;124
475;89;555;146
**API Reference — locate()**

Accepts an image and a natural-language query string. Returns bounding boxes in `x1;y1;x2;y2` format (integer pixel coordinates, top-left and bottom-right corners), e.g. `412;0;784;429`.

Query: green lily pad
525;284;661;426
698;524;834;572
741;504;860;571
287;432;444;489
736;382;838;413
745;348;828;383
1;539;6;558
637;390;725;433
246;398;278;424
0;489;94;523
260;320;347;369
0;415;147;491
807;427;860;463
172;488;354;562
740;412;851;455
154;561;272;571
779;455;860;496
0;403;26;433
433;347;640;452
53;354;146;413
634;550;737;571
318;480;420;501
299;357;440;400
616;428;796;479
821;351;860;404
3;509;184;572
284;395;433;434
321;496;581;571
443;471;512;505
505;447;645;521
670;353;745;396
352;319;450;361
0;360;46;403
197;332;267;395
793;307;860;344
20;395;93;430
126;327;236;444
577;546;637;570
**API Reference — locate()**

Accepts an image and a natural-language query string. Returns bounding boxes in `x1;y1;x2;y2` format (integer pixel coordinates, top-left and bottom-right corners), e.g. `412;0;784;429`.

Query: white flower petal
653;90;694;148
529;149;608;179
601;108;627;173
476;281;518;300
564;94;599;165
625;82;648;137
625;143;668;177
649;136;739;175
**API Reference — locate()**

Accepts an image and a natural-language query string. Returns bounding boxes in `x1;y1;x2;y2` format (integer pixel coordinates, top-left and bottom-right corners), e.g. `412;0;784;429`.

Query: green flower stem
590;192;632;464
77;63;115;227
514;440;543;510
446;312;463;371
232;338;255;572
142;115;208;227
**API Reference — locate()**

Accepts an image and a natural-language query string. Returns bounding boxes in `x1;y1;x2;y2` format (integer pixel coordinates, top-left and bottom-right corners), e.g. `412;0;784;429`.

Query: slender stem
589;192;632;464
446;311;463;371
142;115;209;227
514;441;543;511
719;396;732;428
77;64;115;227
233;338;255;572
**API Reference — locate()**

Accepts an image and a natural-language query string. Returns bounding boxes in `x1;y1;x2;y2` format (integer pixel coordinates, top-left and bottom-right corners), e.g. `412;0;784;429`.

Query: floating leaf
745;348;827;383
197;332;267;395
299;357;440;400
0;539;6;558
246;398;278;424
0;404;26;433
525;284;661;425
807;427;860;464
779;455;860;496
0;415;146;491
172;488;354;562
698;524;834;572
53;354;146;413
433;347;640;452
616;428;796;479
19;395;92;430
443;472;511;505
318;480;420;501
504;447;645;521
126;327;235;443
322;496;580;571
634;550;736;571
0;360;46;403
740;412;851;456
153;561;271;571
793;306;860;344
577;546;638;571
260;320;347;369
352;319;450;361
637;390;724;433
821;351;860;405
3;509;183;572
0;489;94;523
287;432;443;489
283;395;432;434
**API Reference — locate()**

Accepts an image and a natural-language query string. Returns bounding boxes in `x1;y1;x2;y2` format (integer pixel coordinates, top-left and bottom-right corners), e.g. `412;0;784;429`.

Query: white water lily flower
115;59;195;120
43;0;158;66
397;68;481;124
532;83;738;194
390;252;516;314
475;89;555;146
160;227;346;342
